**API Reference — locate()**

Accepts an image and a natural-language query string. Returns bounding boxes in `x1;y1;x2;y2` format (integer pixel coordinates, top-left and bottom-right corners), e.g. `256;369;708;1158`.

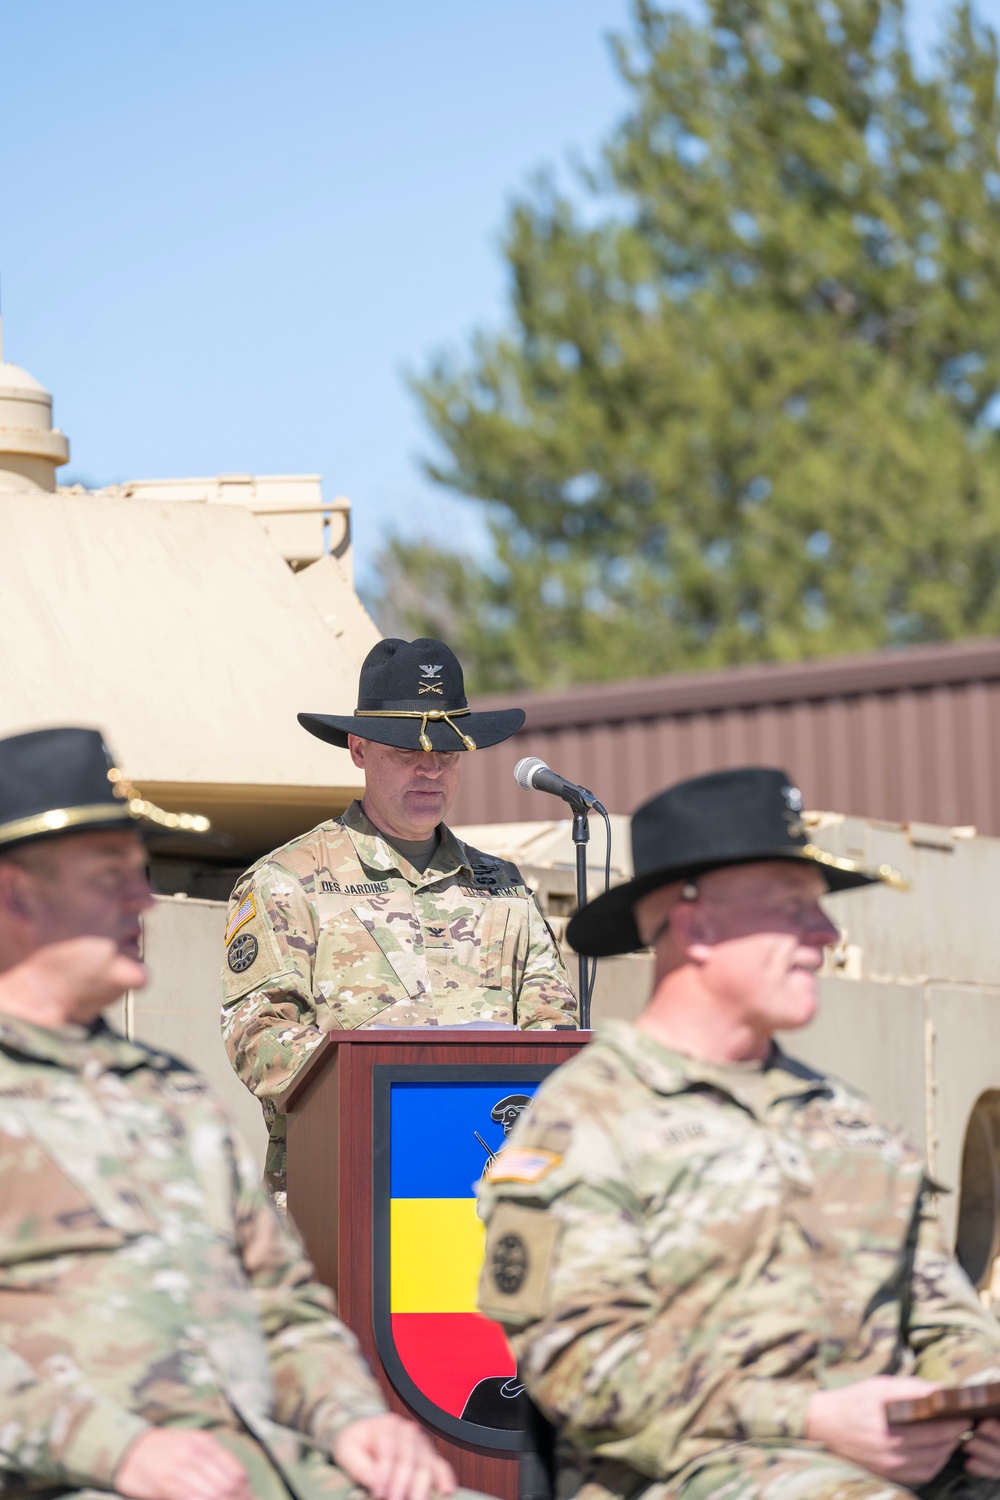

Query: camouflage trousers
34;1430;489;1500
62;1489;483;1500
60;1490;484;1500
14;1440;355;1500
659;1442;1000;1500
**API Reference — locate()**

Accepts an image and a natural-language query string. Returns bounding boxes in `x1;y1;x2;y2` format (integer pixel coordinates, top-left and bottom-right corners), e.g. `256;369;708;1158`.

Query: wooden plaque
887;1382;1000;1425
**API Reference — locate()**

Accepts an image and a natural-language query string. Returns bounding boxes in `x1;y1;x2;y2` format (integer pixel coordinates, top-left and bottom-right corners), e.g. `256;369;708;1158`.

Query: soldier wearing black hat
477;768;1000;1500
0;726;210;991
221;638;578;1200
0;726;466;1500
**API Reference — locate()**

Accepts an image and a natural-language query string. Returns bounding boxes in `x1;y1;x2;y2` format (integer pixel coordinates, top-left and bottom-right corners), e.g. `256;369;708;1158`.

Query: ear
347;734;366;770
0;861;36;924
670;900;713;963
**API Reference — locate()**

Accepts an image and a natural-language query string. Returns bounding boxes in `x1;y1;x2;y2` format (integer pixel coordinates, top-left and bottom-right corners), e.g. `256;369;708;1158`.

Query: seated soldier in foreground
0;727;461;1500
478;768;1000;1500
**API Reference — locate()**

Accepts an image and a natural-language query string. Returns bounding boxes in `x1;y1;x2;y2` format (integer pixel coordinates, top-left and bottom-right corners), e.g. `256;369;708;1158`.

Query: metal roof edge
475;637;1000;729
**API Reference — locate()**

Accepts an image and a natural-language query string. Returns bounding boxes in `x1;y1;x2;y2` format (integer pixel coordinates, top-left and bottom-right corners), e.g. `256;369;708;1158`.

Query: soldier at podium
221;637;578;1199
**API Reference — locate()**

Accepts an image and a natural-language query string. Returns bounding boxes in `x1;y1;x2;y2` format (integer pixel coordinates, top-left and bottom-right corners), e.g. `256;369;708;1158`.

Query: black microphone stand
514;757;607;1029
571;804;591;1028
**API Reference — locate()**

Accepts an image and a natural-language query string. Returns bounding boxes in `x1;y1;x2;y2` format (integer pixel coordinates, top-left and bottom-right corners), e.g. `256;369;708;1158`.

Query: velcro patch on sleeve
477;1201;561;1324
221;891;286;1001
225;893;256;946
488;1147;562;1185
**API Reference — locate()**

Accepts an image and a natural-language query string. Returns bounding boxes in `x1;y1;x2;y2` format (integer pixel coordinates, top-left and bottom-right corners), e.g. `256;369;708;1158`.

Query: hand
962;1416;1000;1479
0;937;146;1026
333;1413;457;1500
807;1377;967;1485
115;1429;253;1500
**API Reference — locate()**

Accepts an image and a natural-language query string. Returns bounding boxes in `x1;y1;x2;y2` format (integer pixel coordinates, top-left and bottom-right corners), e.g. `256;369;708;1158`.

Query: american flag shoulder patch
487;1147;562;1184
225;894;256;946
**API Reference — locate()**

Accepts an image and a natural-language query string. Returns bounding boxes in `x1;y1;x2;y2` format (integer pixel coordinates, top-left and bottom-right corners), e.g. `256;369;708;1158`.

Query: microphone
514;757;604;812
515;756;610;1026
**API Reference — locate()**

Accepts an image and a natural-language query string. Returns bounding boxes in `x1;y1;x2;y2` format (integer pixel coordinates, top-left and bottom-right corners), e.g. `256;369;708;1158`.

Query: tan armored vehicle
0;326;378;864
0;332;377;1146
3;333;999;1298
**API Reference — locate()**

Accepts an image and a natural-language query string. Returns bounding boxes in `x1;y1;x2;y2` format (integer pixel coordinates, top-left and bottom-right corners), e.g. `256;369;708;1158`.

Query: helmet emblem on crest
475;1094;534;1177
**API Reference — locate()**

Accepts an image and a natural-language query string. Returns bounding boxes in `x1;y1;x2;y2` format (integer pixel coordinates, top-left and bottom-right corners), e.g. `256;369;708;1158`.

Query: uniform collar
596;1018;829;1116
341;800;473;885
0;1010;166;1075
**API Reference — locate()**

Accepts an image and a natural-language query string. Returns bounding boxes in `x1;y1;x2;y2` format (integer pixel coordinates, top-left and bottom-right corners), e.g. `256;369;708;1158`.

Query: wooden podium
282;1029;590;1500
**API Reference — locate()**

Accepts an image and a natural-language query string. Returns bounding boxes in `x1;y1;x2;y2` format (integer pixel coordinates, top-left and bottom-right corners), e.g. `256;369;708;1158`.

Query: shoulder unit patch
227;931;259;974
478;1201;561;1322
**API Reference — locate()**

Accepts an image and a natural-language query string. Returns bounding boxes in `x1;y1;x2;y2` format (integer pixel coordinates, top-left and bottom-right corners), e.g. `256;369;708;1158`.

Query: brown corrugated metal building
451;637;1000;833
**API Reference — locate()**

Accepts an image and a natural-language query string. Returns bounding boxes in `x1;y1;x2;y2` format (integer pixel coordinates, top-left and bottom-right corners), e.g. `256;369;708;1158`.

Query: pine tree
375;0;1000;691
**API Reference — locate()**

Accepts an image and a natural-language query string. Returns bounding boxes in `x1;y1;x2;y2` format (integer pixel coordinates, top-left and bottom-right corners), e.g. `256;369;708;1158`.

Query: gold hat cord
107;768;211;832
354;708;477;753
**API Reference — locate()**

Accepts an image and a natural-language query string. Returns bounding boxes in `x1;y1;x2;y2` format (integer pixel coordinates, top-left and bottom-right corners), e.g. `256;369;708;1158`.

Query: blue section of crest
390;1081;540;1198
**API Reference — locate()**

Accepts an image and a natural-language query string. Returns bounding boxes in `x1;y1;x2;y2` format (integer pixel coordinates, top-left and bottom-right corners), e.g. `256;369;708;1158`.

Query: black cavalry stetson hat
567;765;906;958
299;638;525;754
0;727;212;852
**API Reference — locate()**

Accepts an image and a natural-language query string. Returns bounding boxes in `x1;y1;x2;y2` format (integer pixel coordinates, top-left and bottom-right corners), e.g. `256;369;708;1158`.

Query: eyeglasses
644;883;834;946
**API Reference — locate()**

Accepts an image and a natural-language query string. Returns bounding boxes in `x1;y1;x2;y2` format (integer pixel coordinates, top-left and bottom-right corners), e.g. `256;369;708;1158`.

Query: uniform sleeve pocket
477;1201;561;1325
222;888;289;1002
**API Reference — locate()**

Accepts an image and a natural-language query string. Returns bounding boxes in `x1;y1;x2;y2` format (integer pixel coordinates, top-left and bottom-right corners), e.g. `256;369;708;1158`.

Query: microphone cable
586;803;613;1012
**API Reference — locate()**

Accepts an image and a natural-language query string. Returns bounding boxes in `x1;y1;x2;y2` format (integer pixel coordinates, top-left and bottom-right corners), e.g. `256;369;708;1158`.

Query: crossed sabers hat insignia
419;664;444;697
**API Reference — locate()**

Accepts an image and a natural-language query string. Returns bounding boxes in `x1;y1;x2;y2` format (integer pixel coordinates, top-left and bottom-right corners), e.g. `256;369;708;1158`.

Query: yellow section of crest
390;1198;486;1314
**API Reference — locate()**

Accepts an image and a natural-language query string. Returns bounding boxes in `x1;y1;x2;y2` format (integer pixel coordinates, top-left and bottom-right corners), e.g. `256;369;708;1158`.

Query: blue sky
0;0;972;591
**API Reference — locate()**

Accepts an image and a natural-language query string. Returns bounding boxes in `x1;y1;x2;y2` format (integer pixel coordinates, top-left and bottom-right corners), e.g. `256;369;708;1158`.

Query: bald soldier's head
632;859;839;1062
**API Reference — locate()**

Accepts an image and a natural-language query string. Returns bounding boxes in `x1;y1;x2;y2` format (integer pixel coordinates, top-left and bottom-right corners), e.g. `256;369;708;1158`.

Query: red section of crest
391;1311;515;1417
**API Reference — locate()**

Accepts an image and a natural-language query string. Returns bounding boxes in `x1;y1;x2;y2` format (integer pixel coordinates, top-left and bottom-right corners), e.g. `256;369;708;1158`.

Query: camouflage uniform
477;1021;1000;1500
0;1010;388;1500
222;801;578;1194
